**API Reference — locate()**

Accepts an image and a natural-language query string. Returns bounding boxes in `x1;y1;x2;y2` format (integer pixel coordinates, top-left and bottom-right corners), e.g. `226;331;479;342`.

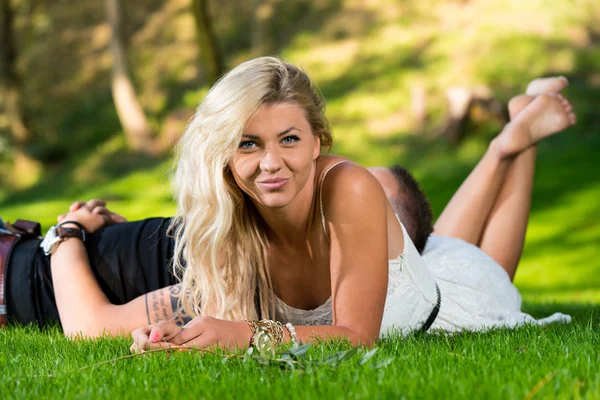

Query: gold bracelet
243;319;285;354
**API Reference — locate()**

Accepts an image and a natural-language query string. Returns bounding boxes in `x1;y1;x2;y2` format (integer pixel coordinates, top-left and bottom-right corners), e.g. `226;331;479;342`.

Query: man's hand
130;316;252;353
57;199;126;232
57;206;122;234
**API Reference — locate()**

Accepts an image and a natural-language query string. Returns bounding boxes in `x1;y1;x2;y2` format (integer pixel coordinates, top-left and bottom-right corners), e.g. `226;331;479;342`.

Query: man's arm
50;207;187;337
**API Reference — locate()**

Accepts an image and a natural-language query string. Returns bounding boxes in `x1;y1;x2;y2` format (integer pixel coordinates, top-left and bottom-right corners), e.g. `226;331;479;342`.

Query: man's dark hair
387;165;434;254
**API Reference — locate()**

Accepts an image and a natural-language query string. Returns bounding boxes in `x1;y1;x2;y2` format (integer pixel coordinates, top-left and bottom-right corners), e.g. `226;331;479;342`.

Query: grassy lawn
1;307;599;399
1;0;599;398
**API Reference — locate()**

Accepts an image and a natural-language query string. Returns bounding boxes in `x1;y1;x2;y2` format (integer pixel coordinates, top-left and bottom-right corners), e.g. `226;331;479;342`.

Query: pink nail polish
149;332;161;342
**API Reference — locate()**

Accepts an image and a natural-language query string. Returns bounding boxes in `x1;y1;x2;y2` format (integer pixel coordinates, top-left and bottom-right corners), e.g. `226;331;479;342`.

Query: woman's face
229;102;321;209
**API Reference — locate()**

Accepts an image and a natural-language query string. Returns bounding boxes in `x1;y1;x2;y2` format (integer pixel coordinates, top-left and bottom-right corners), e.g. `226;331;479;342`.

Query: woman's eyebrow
277;127;300;137
241;127;300;139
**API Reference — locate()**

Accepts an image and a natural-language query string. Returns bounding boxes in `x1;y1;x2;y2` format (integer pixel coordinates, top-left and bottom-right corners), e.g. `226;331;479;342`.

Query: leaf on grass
289;343;311;358
371;357;394;369
359;348;378;365
221;355;234;364
278;353;292;361
339;346;359;362
323;352;344;365
322;346;361;366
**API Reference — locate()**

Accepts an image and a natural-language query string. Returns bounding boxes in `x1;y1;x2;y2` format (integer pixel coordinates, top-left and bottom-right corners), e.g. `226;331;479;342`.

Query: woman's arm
131;163;397;350
320;162;393;345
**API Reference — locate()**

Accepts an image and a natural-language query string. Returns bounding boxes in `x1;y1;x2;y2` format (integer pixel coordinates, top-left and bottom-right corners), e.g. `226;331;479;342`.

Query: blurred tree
191;0;223;85
0;0;40;182
251;0;274;56
1;0;29;145
438;86;508;144
105;0;156;155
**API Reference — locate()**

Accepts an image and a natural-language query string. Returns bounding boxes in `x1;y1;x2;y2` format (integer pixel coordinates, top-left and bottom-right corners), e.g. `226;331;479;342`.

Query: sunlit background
1;0;599;304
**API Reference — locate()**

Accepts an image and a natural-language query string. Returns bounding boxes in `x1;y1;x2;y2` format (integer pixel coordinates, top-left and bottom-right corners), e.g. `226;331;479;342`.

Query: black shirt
6;218;177;327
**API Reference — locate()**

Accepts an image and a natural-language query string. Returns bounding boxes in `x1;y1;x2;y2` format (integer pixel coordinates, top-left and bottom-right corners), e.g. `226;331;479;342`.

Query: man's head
368;166;433;253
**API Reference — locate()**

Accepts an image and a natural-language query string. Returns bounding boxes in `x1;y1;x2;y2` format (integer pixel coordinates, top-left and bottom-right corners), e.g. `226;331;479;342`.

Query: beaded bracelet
284;322;299;345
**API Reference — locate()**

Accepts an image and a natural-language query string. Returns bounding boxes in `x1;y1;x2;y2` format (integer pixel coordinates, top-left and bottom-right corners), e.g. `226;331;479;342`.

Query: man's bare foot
508;76;570;119
526;76;569;96
508;95;536;119
494;93;576;158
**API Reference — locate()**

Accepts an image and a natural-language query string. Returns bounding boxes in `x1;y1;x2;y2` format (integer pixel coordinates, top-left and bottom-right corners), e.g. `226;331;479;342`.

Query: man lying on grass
0;68;574;353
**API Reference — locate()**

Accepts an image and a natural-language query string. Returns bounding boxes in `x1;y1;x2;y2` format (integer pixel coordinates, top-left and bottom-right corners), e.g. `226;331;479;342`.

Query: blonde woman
113;58;574;351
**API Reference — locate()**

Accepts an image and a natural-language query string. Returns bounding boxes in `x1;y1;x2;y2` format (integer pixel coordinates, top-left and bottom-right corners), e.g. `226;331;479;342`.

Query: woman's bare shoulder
315;154;350;175
317;156;387;222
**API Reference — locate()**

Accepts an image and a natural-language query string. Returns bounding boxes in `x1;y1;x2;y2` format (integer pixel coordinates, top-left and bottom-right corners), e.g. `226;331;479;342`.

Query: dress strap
319;160;348;240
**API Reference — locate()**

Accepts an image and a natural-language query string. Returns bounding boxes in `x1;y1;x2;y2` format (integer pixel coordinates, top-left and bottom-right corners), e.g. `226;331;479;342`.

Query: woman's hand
57;199;127;233
130;322;183;353
130;316;252;353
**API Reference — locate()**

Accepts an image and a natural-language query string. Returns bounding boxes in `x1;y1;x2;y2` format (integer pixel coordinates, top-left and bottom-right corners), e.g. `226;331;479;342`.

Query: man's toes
559;96;573;111
568;112;577;125
526;76;570;95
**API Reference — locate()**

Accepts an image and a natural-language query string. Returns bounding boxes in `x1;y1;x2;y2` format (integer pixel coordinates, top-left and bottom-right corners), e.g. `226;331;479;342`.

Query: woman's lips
257;178;289;190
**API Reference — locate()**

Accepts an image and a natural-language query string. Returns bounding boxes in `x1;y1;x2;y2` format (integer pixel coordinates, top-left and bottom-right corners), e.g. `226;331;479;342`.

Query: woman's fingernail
149;332;161;342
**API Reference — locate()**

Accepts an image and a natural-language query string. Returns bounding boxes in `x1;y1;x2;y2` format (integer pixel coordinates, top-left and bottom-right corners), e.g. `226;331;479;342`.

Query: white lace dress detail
274;296;333;327
273;162;571;335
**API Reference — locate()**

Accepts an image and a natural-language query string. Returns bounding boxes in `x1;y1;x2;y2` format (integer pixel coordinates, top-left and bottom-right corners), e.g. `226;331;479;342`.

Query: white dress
274;162;571;336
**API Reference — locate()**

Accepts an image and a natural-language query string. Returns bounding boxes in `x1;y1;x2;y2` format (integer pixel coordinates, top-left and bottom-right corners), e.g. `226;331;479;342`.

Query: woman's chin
256;193;294;209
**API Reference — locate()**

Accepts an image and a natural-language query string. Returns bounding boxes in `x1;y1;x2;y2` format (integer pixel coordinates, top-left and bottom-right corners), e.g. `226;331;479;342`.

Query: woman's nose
259;148;283;173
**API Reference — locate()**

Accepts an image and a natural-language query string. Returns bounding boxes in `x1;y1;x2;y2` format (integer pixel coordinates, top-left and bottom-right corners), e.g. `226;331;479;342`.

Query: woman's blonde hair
171;57;332;321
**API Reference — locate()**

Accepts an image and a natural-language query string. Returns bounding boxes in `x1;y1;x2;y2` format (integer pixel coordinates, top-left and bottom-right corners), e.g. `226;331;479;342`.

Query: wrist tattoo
144;293;151;325
169;284;193;326
143;284;193;326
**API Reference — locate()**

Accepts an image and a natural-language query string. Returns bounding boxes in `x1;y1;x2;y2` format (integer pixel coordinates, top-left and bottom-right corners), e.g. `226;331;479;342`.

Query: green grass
2;306;599;399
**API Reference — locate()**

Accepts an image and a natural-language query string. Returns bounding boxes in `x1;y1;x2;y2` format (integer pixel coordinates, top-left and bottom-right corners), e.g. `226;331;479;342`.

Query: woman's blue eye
281;135;300;144
239;141;256;149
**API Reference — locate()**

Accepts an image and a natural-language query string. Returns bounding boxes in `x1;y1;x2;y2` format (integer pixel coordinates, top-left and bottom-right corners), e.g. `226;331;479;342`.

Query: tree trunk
1;0;40;186
105;0;156;154
437;86;509;144
251;0;275;56
410;84;427;132
191;0;223;85
251;0;263;56
442;87;472;143
1;0;30;144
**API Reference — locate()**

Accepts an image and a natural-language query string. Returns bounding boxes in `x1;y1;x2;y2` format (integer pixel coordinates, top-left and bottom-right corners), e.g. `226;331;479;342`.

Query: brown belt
0;220;42;326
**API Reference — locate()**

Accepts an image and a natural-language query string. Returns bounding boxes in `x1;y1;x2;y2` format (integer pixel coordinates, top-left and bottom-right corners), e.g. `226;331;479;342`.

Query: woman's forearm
289;325;375;347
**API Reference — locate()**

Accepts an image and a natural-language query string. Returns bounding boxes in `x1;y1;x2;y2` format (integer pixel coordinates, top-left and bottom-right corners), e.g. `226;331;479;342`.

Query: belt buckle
0;227;19;237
